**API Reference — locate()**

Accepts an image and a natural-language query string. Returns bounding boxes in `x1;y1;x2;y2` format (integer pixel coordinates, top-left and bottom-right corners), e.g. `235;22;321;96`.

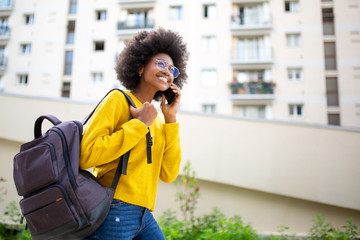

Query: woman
80;28;189;239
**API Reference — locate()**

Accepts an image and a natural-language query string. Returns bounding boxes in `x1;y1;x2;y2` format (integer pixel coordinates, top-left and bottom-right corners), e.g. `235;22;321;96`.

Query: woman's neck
131;85;156;104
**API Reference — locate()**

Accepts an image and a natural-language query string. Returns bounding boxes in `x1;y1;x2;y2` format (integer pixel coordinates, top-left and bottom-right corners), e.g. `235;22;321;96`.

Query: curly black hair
115;28;189;101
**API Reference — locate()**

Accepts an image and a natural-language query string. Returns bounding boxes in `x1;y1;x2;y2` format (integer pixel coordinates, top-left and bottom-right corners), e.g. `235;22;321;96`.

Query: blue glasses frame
154;59;180;78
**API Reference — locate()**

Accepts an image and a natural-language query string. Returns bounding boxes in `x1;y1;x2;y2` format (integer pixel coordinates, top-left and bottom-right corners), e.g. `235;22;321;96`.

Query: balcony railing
119;0;155;3
229;81;275;95
0;54;7;68
231;48;273;64
231;14;272;29
117;19;154;30
0;0;12;9
0;26;9;39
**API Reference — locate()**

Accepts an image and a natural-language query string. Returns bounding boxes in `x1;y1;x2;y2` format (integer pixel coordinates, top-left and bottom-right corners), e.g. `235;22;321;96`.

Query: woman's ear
138;66;144;77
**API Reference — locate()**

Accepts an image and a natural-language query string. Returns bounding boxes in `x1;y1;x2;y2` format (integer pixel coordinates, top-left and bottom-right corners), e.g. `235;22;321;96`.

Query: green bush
0;200;31;240
306;215;359;240
0;177;31;240
158;161;359;240
158;208;260;240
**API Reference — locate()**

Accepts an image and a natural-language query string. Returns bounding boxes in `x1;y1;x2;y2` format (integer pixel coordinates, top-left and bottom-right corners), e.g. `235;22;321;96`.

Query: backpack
13;89;152;240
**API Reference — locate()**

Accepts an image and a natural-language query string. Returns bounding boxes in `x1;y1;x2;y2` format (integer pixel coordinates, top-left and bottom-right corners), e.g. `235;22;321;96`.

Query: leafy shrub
158;161;359;240
0;177;31;240
158;207;260;240
307;215;359;240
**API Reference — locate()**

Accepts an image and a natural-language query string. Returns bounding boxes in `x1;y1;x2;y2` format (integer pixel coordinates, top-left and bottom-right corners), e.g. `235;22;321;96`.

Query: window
69;0;77;14
0;45;6;66
328;114;340;126
0;0;12;7
287;68;302;81
0;75;3;91
236;105;266;119
289;104;303;118
326;77;339;106
322;8;334;35
92;73;103;84
21;43;31;54
202;104;216;114
67;21;75;44
285;1;299;12
62;82;71;98
96;10;107;21
324;42;337;70
24;14;34;25
200;69;217;87
64;51;73;75
203;4;216;19
0;17;9;36
201;36;217;53
94;41;105;51
169;6;182;21
237;36;272;61
234;4;270;26
236;70;271;82
120;10;153;29
286;33;301;47
17;74;28;85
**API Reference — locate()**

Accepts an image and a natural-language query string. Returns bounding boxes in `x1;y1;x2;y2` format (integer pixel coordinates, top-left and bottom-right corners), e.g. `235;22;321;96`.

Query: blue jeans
84;200;166;240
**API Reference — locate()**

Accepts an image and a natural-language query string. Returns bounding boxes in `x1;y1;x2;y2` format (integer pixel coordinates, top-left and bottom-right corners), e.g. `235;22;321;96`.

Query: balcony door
0;45;5;66
237;36;270;61
237;3;270;26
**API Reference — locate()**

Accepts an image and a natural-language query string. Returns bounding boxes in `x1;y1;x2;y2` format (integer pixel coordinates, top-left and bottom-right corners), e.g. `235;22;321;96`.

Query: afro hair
115;28;189;101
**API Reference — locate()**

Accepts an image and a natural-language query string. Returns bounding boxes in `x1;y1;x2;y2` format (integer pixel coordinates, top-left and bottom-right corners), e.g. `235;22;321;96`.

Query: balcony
0;0;12;12
231;14;272;33
0;26;9;40
231;47;273;66
231;0;269;2
118;0;155;9
229;81;275;101
0;53;7;71
119;0;155;3
117;19;155;36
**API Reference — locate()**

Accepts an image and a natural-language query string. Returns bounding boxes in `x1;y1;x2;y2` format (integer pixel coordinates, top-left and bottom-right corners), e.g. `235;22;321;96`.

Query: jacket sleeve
79;91;149;170
159;122;182;183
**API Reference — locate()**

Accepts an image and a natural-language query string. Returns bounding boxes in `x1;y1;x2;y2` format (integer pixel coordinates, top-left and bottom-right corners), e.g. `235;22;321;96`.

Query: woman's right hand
129;102;157;127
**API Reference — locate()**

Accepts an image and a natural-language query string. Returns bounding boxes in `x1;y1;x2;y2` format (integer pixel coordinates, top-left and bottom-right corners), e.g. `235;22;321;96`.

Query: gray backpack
13;89;152;239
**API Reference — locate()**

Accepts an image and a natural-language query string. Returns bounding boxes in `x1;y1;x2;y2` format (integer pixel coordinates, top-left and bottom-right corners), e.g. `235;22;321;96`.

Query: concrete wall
0;93;359;233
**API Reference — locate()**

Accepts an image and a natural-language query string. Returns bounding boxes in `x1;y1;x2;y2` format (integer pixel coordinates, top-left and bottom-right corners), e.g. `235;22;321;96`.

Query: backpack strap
82;89;136;125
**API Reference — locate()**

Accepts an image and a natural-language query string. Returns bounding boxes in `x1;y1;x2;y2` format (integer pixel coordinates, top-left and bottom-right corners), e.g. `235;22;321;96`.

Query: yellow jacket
79;90;181;211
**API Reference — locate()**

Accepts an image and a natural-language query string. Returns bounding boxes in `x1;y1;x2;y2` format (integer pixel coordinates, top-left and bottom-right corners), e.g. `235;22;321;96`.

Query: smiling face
138;53;175;92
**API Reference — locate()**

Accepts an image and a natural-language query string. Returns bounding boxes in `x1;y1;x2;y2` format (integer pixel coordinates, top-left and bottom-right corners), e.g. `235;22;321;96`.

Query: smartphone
162;88;177;105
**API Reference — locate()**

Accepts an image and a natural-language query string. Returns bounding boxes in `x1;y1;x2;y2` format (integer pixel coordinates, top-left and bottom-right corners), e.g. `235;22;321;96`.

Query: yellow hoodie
79;90;181;211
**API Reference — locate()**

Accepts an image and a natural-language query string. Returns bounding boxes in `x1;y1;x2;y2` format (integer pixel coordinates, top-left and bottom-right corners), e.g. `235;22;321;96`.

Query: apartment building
0;0;11;91
1;0;359;128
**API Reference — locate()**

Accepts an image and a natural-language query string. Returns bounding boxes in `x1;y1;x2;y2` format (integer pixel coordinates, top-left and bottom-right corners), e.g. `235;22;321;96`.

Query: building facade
1;0;360;128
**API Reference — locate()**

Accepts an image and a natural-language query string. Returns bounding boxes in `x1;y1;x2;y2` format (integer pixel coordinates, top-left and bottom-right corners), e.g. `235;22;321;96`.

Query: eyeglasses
154;59;180;78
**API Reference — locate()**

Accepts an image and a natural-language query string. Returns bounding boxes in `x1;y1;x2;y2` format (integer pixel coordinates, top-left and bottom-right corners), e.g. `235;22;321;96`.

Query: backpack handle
34;115;62;139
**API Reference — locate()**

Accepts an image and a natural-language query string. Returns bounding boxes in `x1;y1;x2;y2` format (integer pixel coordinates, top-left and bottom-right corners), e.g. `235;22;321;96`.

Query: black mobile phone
163;88;177;105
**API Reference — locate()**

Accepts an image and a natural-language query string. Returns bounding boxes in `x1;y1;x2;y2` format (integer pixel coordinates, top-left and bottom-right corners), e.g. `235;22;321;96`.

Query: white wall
0;93;359;233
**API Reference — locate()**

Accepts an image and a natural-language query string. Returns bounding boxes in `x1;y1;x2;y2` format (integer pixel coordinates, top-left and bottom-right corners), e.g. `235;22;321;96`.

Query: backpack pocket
20;185;79;236
14;143;59;196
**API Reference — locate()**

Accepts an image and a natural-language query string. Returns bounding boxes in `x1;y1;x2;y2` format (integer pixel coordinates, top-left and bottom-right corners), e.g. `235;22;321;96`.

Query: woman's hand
161;83;181;123
130;102;158;127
